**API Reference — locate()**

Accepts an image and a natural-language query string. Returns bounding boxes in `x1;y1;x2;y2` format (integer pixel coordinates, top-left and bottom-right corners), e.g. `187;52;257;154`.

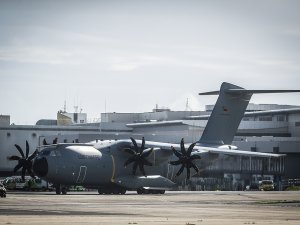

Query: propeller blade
169;160;182;166
15;144;25;158
171;138;202;180
176;165;185;177
8;155;21;161
27;168;35;178
130;137;139;153
190;154;201;160
124;156;136;167
186;167;191;180
187;142;196;156
52;138;58;144
125;137;153;177
9;140;37;180
43;139;48;145
141;148;153;158
138;163;146;177
124;148;136;155
140;137;145;153
180;138;186;155
21;167;26;181
191;162;199;173
132;161;138;175
28;150;38;161
171;146;182;158
25;141;29;159
13;163;23;173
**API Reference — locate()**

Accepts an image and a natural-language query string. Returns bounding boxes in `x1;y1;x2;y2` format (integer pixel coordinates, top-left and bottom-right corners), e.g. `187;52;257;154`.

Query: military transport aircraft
8;82;300;194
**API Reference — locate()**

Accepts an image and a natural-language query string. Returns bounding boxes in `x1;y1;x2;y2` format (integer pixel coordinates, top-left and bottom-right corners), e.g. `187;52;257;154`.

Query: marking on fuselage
110;155;116;182
76;166;87;183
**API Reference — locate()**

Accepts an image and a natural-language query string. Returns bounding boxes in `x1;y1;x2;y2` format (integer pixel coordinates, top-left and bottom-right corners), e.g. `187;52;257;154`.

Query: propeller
124;137;153;177
169;138;201;180
43;137;58;145
8;141;38;181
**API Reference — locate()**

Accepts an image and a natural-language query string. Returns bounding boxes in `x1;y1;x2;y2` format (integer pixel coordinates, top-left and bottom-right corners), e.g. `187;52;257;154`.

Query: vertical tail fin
198;82;251;145
198;82;300;146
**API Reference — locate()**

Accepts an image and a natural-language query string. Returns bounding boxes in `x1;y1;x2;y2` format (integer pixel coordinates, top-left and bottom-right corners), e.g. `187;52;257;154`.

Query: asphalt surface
0;191;300;225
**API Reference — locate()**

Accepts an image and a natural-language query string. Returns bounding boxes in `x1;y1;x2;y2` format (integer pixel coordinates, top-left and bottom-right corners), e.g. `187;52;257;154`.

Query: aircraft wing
142;141;285;158
194;146;285;158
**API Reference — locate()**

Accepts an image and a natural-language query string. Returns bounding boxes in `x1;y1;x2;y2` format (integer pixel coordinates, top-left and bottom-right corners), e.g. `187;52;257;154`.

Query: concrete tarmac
0;191;300;225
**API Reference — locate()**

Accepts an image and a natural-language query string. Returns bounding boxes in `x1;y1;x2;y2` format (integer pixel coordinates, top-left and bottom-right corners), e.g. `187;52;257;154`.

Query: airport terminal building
1;103;300;190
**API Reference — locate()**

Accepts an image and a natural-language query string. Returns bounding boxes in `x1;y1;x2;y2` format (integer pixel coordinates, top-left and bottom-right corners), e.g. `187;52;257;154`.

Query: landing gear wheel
143;189;150;194
98;187;126;195
61;187;67;195
104;189;112;194
137;188;165;194
137;188;143;194
113;189;120;194
55;186;61;195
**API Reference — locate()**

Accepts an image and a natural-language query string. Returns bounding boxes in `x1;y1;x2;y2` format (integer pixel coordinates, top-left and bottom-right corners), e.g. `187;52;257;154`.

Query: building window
295;122;300;127
251;147;257;152
276;115;285;122
259;116;272;121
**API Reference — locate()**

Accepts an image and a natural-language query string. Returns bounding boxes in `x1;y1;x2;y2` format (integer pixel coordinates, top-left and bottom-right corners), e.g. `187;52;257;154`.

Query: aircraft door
76;166;87;183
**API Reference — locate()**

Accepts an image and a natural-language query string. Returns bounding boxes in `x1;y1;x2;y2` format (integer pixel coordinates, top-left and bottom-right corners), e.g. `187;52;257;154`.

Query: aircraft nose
33;157;48;177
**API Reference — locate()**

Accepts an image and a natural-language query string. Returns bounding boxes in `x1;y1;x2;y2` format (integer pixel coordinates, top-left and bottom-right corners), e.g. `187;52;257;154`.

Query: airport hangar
0;103;300;190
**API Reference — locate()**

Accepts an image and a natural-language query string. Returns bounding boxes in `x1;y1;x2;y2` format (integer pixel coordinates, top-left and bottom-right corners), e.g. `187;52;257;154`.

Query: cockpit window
50;150;62;157
41;150;61;157
41;150;51;156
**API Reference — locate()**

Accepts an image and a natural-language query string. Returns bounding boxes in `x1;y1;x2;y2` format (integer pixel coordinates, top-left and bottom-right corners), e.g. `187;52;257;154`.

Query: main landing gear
97;187;126;195
55;185;68;195
136;188;165;194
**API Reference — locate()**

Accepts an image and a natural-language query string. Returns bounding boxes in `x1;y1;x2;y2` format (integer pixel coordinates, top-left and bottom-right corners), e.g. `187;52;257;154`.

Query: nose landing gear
55;184;68;195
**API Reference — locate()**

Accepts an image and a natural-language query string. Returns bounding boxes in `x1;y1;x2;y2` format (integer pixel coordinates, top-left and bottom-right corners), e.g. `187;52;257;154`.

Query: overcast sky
0;0;300;125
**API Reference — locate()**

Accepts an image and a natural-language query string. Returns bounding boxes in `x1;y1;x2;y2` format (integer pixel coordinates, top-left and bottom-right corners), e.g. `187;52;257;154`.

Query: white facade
1;104;300;179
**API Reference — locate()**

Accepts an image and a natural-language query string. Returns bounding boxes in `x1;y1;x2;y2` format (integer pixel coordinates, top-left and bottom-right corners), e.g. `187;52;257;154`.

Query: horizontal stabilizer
199;89;300;95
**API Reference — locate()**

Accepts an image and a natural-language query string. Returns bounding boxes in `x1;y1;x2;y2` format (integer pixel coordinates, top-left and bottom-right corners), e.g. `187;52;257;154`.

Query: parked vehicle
3;176;49;191
259;180;275;191
26;178;48;191
0;182;6;197
3;176;29;190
